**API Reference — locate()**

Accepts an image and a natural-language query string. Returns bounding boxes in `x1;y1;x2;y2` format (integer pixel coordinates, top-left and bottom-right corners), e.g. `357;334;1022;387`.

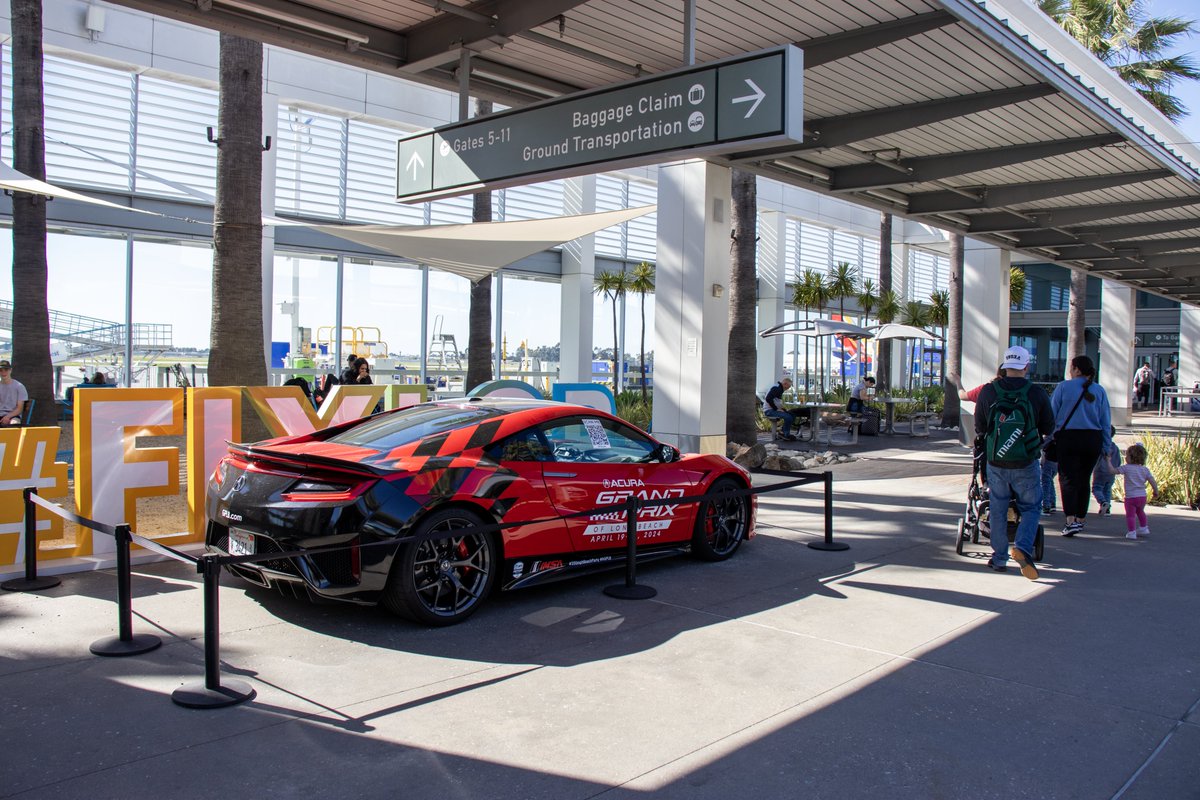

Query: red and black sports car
205;398;754;625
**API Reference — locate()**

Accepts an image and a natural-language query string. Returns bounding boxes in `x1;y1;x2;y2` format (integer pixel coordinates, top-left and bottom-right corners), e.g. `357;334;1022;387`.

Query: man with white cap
973;345;1054;579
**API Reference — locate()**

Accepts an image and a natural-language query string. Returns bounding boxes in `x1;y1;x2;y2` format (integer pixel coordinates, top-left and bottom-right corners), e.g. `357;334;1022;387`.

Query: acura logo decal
232;474;247;493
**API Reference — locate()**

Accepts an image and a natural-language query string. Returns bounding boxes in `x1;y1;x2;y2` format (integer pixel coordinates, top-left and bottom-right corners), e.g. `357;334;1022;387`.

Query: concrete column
261;92;280;374
651;160;731;454
961;239;1010;394
1181;304;1200;389
559;175;597;383
1100;281;1135;425
756;211;787;394
886;242;910;389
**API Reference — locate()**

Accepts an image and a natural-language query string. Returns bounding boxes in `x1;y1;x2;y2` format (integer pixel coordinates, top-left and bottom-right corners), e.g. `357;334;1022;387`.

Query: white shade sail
760;319;874;339
869;323;943;341
307;205;656;282
0;161;156;214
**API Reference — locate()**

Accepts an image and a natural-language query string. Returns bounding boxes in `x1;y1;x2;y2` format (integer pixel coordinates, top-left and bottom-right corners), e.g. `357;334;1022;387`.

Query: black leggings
1056;428;1103;518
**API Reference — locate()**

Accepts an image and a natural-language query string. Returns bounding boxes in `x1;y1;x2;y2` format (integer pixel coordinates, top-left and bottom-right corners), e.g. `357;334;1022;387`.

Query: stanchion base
90;633;162;657
172;679;256;709
808;541;850;551
604;583;657;599
2;576;61;592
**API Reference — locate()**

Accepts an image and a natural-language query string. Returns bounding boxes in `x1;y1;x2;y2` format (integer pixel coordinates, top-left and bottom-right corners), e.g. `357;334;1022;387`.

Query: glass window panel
346;118;427;225
498;274;561;386
132;239;213;352
135;75;218;200
2;49;134;191
275;106;344;219
503;181;564;221
272;253;340;368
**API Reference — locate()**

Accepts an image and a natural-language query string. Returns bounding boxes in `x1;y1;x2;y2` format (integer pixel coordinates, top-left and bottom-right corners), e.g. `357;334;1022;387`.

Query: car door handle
544;471;577;478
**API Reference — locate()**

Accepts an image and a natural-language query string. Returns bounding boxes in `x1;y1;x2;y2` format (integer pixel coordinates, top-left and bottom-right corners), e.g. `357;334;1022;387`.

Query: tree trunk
942;234;963;427
465;99;494;392
10;0;53;426
639;294;647;403
726;169;758;446
878;212;893;393
610;299;619;392
1066;267;1088;373
208;34;266;389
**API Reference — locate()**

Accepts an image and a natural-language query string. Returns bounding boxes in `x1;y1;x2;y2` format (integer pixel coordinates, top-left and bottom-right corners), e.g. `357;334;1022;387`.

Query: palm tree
9;0;53;425
793;269;830;395
827;261;859;388
628;261;655;404
1010;265;1028;308
594;268;630;392
727;168;759;445
901;300;930;390
857;278;878;323
878;213;895;393
1038;0;1200;120
208;34;268;422
466;99;494;392
928;289;950;388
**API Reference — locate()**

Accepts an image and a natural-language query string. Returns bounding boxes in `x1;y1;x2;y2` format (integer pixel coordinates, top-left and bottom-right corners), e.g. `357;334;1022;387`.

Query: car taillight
281;478;373;503
211;459;229;487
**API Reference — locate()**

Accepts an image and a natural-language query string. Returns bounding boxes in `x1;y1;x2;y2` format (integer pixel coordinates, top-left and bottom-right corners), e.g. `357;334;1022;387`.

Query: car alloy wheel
692;476;748;561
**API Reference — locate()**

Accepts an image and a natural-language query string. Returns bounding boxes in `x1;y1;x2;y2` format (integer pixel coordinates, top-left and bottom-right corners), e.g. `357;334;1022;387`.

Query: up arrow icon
731;79;765;119
406;151;425;179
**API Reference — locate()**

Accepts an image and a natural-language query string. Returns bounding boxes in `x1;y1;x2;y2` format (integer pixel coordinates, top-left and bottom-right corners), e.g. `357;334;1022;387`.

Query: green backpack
985;380;1041;465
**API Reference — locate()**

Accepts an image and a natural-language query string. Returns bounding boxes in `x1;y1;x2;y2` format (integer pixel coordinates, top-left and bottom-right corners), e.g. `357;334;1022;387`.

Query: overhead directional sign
397;45;802;202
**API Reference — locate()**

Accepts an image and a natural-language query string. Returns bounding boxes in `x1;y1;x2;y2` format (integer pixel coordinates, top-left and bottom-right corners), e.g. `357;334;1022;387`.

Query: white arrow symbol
406;151;425;179
732;79;765;119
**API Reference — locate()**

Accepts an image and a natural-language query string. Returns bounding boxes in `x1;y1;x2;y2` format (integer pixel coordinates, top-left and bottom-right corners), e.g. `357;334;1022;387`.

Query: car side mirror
655;443;679;463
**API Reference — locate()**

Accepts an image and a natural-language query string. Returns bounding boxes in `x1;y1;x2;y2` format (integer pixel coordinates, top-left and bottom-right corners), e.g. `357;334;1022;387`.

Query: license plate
228;529;254;556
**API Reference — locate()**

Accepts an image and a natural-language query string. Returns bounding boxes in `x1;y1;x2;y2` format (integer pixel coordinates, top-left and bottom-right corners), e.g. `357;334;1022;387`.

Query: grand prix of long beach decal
0;381;616;571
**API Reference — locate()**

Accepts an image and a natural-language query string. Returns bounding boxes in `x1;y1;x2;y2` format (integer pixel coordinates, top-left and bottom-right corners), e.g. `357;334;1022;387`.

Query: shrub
1137;426;1200;508
614;391;652;431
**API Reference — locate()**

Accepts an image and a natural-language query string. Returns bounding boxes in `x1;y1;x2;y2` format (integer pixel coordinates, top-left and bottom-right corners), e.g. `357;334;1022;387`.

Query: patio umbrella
868;324;943;390
760;320;873;395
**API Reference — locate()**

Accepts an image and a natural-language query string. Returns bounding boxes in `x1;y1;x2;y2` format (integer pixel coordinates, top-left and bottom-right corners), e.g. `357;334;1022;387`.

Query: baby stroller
955;436;1045;561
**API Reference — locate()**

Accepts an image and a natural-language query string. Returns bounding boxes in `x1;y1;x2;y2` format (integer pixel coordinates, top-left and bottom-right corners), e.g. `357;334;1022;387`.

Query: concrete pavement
2;427;1198;799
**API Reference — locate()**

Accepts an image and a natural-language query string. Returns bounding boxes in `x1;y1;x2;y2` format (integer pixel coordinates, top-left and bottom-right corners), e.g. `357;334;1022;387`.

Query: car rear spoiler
229;441;390;478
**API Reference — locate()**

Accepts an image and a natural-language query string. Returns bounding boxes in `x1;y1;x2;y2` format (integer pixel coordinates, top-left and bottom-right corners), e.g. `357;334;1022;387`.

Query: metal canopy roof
110;0;1200;306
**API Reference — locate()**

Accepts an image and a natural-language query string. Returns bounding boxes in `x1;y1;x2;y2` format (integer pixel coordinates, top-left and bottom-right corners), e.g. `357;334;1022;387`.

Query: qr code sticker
582;419;611;448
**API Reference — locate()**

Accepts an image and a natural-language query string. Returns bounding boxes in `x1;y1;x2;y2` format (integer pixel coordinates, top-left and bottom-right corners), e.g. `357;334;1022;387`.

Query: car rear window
324;404;507;453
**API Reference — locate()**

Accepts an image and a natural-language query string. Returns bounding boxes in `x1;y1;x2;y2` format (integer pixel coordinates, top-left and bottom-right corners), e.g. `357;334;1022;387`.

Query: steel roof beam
830;134;1124;192
1054;237;1200;260
1016;217;1200;248
909;171;1173;217
401;0;590;72
798;10;958;67
963;191;1192;232
736;84;1058;164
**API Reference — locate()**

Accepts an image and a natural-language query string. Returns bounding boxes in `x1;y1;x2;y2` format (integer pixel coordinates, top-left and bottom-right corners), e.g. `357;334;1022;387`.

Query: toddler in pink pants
1117;444;1159;540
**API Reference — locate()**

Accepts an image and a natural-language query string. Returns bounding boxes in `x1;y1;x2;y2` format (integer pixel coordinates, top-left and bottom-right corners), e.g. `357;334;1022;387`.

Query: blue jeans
1040;458;1058;510
986;461;1042;565
764;408;797;436
1092;475;1114;506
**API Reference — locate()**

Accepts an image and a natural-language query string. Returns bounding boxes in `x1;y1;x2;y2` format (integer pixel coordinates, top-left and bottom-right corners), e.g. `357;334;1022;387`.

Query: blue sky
1159;0;1200;148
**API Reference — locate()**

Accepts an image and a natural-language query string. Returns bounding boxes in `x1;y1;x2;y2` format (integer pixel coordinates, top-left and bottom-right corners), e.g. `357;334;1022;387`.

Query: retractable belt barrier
4;468;844;710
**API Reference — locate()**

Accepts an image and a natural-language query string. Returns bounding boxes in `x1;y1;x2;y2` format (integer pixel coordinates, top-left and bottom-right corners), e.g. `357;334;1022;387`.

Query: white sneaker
1126;531;1138;539
1137;527;1150;538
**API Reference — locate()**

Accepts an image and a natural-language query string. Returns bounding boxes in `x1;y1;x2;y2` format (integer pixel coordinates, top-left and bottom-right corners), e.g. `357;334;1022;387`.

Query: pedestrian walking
1050;355;1112;537
1118;444;1159;540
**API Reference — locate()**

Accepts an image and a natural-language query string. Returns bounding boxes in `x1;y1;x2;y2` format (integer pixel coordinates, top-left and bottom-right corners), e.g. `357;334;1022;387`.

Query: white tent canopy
305;205;656;282
759;319;873;339
869;323;943;341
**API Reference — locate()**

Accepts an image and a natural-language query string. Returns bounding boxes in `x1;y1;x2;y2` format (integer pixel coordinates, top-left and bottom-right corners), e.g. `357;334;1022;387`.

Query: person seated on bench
762;376;810;441
847;376;875;415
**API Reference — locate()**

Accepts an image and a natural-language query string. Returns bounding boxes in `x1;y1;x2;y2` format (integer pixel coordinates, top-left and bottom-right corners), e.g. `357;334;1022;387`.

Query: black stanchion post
90;524;162;657
808;471;850;551
2;487;61;592
604;496;656;599
172;555;255;709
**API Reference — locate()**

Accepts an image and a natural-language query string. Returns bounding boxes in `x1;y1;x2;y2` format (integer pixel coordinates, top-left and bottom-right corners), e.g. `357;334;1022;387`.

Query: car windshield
324;404;507;453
